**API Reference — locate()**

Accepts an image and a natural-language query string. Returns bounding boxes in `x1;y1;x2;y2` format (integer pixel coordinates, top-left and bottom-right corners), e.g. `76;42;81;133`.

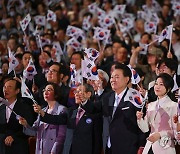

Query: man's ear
59;74;64;81
62;75;69;83
86;91;92;99
16;88;20;95
166;88;171;94
126;76;130;84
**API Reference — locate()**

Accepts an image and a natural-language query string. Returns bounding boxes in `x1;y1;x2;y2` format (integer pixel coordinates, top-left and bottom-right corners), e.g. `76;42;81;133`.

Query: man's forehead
50;64;59;69
4;80;16;86
111;69;123;75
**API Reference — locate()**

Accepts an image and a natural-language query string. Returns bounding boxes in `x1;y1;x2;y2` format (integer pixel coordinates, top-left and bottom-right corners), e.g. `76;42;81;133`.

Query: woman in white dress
136;73;178;154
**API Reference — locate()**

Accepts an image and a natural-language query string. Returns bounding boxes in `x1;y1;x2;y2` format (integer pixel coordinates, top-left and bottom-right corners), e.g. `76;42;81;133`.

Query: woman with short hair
19;83;67;154
136;73;178;154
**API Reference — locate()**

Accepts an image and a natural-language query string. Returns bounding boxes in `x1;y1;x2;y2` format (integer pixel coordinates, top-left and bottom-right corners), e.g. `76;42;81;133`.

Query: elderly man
0;78;34;154
33;83;102;154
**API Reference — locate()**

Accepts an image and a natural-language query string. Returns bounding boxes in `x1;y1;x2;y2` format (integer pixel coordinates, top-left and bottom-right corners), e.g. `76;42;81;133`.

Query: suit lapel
108;92;115;117
111;88;129;122
8;101;19;124
0;104;6;123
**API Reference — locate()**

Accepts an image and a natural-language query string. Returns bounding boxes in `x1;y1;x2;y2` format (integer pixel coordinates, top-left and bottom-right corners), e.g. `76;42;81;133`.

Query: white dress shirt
107;88;127;148
6;100;17;123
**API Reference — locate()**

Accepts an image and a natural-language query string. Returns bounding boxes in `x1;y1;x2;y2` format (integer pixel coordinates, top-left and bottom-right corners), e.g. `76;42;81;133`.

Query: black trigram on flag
87;72;91;77
87;63;92;68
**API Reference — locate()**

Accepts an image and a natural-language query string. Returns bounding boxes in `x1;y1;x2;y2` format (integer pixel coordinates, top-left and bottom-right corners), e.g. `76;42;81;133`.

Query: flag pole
168;24;173;54
13;69;17;78
0;98;21;120
23;31;30;51
97;40;101;52
114;20;119;32
140;90;148;112
37;34;43;53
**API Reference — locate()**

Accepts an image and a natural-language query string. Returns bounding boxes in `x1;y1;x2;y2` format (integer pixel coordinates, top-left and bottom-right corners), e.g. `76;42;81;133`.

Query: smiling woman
137;73;178;154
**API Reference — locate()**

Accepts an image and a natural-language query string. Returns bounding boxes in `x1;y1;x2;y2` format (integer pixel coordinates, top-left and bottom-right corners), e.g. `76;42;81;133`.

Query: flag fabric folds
127;64;141;85
34;15;46;26
82;56;99;80
66;25;85;40
20;14;31;31
70;64;77;87
47;10;56;22
66;37;82;51
84;48;99;61
8;48;19;74
21;77;34;100
113;5;126;15
124;88;145;108
158;24;173;42
144;21;157;34
23;58;37;80
93;27;110;42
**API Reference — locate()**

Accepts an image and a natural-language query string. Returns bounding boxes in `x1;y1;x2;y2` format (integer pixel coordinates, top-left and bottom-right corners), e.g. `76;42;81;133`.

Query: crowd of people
0;0;180;154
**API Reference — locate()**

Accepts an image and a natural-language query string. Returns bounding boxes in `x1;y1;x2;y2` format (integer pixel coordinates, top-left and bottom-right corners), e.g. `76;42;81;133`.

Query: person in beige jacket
136;73;178;154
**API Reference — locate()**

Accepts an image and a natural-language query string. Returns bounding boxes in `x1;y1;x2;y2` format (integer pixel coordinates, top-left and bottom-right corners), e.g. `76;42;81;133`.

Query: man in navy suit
0;78;34;154
101;63;145;154
34;83;102;154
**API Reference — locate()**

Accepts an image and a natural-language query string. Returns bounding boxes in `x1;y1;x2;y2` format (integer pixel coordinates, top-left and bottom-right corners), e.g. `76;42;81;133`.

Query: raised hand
136;111;143;120
19;117;28;127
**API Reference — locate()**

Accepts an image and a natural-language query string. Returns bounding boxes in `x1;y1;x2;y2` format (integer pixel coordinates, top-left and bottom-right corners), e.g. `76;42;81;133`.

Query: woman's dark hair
45;82;62;102
155;73;174;93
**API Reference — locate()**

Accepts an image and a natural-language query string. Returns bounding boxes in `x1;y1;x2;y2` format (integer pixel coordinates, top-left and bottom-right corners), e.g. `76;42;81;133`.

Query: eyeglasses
158;65;169;72
42;88;54;92
73;89;87;95
48;69;59;74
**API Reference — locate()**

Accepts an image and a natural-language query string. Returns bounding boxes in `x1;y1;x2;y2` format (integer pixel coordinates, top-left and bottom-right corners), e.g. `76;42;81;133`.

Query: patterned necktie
76;108;85;125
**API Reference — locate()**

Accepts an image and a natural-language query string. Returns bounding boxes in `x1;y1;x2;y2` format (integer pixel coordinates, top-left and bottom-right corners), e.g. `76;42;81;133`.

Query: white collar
115;87;127;100
6;99;17;110
157;95;169;108
81;100;88;106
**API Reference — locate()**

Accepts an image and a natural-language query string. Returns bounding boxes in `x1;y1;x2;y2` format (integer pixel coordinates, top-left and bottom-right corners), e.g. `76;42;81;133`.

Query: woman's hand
19;117;28;127
136;111;143;120
33;104;45;117
173;115;178;124
147;133;161;143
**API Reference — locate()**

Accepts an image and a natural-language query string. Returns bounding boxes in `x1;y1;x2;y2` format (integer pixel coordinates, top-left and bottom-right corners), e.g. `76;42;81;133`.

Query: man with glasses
34;62;70;107
148;58;180;102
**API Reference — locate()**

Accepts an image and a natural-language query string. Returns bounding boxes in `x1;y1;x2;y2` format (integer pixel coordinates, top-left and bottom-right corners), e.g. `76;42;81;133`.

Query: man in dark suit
101;63;144;154
34;83;102;154
0;78;34;154
34;62;70;107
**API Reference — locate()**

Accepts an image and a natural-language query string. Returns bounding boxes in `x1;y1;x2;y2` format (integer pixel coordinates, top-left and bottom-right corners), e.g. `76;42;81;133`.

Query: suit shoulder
102;90;114;99
57;104;68;114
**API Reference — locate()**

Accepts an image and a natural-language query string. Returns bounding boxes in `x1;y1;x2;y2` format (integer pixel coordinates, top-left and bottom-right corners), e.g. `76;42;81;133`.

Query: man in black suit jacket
34;62;70;107
0;78;34;154
100;63;145;154
34;83;102;154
